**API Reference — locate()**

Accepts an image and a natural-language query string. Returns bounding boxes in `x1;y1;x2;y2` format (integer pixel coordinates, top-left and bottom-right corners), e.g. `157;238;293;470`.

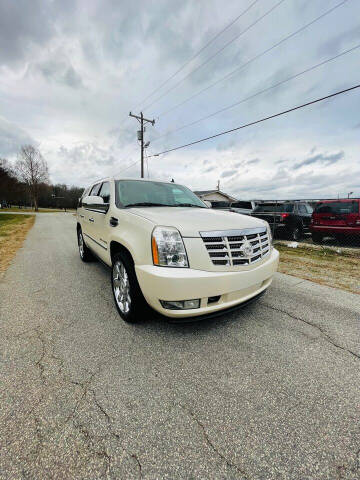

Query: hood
129;207;267;237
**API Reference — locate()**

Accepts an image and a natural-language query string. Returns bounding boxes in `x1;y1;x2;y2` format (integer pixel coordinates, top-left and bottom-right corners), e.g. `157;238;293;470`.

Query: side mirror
204;200;212;208
83;195;109;212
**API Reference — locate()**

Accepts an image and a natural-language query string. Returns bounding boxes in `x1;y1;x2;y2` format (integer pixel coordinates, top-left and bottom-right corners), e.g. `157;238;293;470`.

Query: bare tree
15;145;49;211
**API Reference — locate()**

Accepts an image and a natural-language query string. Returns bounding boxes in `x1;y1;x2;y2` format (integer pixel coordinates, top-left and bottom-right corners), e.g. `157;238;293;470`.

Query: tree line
0;145;84;210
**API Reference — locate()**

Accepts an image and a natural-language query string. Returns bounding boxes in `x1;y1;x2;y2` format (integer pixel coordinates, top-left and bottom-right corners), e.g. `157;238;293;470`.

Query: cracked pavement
0;213;359;479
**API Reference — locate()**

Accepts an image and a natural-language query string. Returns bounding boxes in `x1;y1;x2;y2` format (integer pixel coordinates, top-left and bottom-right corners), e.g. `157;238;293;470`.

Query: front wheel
111;252;149;323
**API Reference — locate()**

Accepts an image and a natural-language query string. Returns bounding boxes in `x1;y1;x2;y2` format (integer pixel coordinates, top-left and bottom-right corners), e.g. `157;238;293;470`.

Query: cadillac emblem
240;240;253;257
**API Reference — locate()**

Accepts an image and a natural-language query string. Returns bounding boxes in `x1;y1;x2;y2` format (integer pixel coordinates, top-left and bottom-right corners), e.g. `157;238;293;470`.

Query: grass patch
1;207;74;213
0;214;35;273
276;243;359;294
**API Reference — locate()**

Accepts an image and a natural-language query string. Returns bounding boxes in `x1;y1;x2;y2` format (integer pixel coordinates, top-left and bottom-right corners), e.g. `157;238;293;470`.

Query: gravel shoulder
0;213;359;479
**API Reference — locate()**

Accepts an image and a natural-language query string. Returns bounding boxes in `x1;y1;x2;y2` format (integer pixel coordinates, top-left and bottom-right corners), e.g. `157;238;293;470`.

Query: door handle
79;214;84;218
89;218;94;223
109;217;118;227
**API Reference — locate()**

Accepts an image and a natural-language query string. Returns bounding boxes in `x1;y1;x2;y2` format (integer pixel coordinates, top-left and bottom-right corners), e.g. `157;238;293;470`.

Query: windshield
115;180;206;208
314;201;359;214
253;203;294;213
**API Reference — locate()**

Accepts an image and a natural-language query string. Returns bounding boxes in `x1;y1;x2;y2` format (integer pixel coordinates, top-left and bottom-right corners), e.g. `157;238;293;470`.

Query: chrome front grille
200;227;270;266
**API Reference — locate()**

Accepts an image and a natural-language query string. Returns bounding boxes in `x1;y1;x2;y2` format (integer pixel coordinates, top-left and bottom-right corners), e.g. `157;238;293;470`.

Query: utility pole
129;112;155;178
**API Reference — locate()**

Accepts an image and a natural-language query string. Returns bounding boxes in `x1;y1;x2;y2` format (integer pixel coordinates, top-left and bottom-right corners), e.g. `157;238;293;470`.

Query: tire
312;232;323;243
111;252;149;323
78;228;93;262
289;225;302;241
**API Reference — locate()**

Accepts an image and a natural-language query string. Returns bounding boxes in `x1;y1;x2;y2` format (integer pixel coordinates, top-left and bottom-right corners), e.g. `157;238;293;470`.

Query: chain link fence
249;198;360;249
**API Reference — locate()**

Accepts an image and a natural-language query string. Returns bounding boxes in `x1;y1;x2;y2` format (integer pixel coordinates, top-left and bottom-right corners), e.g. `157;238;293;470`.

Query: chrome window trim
200;227;266;238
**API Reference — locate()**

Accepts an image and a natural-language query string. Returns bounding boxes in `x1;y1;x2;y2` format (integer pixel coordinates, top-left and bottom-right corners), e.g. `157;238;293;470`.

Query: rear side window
298;204;307;214
89;183;101;196
314;201;359;214
254;204;294;213
99;182;111;203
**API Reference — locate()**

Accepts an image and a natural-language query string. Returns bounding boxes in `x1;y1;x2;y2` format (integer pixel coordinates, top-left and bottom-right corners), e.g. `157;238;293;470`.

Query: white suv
76;178;279;322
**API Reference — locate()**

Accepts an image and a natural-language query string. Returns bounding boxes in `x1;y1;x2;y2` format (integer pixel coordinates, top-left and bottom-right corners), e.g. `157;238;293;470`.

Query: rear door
89;181;112;261
82;183;102;246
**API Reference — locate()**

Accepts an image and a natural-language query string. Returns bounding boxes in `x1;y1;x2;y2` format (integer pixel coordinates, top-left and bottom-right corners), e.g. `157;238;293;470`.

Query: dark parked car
230;200;256;215
251;201;313;240
210;201;231;210
310;199;360;242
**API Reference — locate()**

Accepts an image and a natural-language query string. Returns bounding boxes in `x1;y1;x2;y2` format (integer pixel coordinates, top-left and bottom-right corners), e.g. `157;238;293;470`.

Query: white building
193;190;237;203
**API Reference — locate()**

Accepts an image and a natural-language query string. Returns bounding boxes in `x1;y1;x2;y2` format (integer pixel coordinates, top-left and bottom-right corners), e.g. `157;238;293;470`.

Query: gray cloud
294;151;344;170
221;169;237;178
0;0;359;192
0;0;53;65
28;57;84;89
318;26;360;57
0;117;34;157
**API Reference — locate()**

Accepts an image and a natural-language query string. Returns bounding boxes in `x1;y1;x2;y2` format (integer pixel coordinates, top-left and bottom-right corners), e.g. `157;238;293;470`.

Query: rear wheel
289;225;302;241
78;228;93;262
111;252;149;323
312;232;323;243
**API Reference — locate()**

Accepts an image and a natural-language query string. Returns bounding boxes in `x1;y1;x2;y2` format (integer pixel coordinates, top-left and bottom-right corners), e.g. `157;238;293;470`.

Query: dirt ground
0;214;35;273
275;242;360;294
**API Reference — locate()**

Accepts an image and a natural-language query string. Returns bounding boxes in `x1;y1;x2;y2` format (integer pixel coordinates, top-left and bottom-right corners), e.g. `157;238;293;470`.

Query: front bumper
311;225;360;235
135;248;279;318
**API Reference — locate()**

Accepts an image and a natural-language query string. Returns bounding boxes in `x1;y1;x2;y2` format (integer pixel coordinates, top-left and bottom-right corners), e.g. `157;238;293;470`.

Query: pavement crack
261;302;360;360
90;389;143;479
178;403;249;479
131;453;143;479
34;328;46;380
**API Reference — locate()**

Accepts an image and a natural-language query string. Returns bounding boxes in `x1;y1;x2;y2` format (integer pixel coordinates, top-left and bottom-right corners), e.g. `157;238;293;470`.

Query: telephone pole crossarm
129;112;155;126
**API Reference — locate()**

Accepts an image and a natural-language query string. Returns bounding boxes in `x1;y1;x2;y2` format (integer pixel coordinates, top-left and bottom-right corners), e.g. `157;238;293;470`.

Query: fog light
160;299;200;310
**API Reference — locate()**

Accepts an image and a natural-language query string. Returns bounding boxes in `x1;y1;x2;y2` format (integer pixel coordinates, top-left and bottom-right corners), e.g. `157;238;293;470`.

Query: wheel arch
110;240;134;265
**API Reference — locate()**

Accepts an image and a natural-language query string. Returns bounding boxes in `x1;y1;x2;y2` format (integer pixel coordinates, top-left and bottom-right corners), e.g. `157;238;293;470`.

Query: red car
310;199;360;242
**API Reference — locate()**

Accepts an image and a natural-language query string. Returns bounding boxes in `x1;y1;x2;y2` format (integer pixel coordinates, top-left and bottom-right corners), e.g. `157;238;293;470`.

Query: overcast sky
0;0;359;199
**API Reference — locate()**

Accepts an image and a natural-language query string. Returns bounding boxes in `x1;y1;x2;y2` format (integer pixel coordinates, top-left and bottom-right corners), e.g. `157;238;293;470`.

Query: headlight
152;226;189;267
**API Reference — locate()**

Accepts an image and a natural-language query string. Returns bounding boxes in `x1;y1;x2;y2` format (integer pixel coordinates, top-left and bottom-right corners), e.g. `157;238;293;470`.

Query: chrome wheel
79;232;84;258
113;260;131;314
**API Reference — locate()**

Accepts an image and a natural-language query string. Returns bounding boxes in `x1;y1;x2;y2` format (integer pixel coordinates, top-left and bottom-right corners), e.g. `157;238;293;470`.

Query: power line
116;158;140;176
155;0;350;122
151;42;360;141
133;0;261;110
142;0;287;112
148;84;360;157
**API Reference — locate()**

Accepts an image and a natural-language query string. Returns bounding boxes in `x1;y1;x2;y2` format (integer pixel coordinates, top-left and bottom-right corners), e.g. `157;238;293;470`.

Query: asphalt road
0;213;359;480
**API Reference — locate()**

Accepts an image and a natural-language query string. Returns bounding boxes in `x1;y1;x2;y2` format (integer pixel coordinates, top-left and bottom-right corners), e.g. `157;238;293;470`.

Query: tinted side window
232;201;252;209
298;204;307;214
99;182;111;203
90;184;101;196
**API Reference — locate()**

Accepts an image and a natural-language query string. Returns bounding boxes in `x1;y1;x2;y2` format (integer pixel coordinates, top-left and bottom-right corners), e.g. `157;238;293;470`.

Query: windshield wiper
124;202;173;208
174;203;205;208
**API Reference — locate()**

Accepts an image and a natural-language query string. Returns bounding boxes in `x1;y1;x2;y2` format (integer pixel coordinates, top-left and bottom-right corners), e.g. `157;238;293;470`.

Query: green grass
0;214;35;273
1;207;74;213
0;214;32;233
